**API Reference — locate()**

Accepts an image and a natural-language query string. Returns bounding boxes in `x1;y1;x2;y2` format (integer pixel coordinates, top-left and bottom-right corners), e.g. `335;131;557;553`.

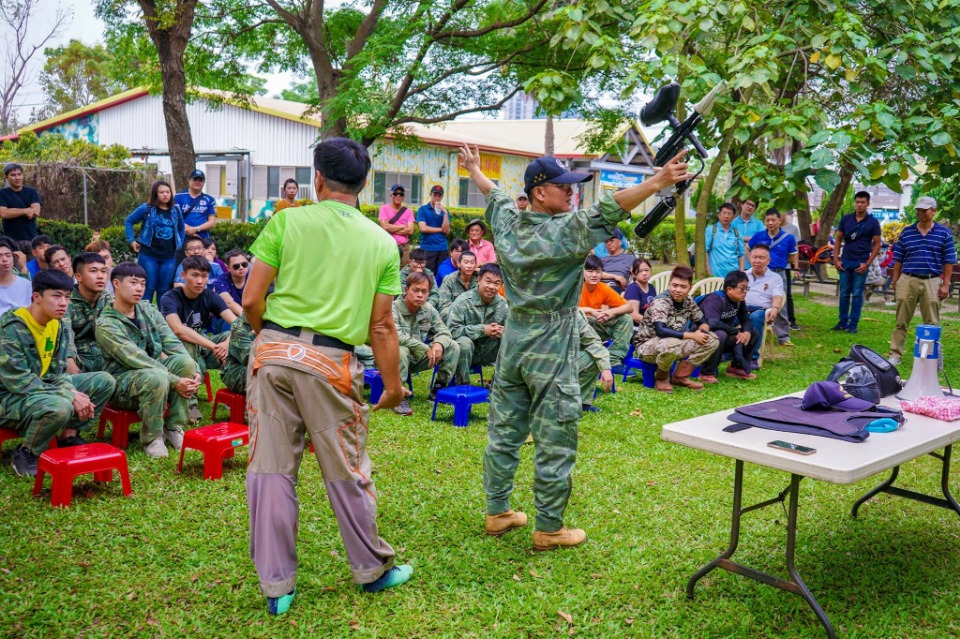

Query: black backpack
840;344;903;397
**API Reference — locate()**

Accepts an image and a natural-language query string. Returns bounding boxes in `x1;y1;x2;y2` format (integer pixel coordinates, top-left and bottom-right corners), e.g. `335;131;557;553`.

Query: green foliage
36;219;94;256
0;131;131;168
98;225;131;261
907;174;960;223
882;221;906;245
209;220;269;254
34;39;132;122
623;216;694;262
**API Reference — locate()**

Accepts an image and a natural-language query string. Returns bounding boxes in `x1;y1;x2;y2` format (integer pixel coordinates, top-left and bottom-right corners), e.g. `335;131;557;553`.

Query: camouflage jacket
577;311;610;372
437;272;478;318
484;187;627;315
391;298;454;357
222;316;255;393
399;265;439;306
446;289;508;342
96;302;189;385
63;287;112;372
0;309;76;400
633;295;704;344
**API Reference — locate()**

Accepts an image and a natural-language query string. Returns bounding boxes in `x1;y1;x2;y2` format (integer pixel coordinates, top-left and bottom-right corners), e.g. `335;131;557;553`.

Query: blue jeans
138;253;176;305
746;308;767;361
837;268;868;327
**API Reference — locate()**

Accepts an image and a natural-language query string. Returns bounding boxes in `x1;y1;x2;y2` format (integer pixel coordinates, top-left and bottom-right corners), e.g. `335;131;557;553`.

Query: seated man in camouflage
64;252;112;373
221;314;255;395
392;271;459;415
578;255;634;371
576;311;614;413
399;248;439;307
437;250;478;319
0;270;116;477
160;256;236;381
632;265;719;393
96;262;202;459
446;263;506;385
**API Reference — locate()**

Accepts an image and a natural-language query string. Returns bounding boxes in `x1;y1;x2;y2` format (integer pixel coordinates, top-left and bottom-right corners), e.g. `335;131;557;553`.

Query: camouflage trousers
0;372;116;455
110;354;198;444
184;332;229;379
586;314;632;368
578;349;602;407
355;345;375;369
221;356;247;395
635;334;720;371
454;336;500;384
484;309;581;533
399;342;460;386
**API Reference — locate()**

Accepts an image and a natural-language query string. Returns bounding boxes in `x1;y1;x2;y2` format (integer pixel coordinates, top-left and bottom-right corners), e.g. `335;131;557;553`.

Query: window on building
253;166;314;199
458;177;498;208
267;167;280;200
373;172;422;204
295;167;311;190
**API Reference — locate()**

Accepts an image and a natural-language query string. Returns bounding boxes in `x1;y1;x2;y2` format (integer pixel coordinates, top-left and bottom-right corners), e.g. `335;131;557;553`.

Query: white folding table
662;394;960;638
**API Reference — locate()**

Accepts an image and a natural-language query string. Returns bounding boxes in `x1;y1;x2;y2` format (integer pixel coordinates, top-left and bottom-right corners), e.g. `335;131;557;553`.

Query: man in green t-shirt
242;138;413;616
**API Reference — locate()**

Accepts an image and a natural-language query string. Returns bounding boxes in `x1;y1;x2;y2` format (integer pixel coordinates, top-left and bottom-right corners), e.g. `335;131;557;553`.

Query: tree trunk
674;196;689;266
544;115;555;155
815;161;855;246
693;128;736;278
790;138;813;242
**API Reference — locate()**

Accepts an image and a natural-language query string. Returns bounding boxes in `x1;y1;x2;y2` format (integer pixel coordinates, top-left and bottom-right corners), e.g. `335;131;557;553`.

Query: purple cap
801;381;875;411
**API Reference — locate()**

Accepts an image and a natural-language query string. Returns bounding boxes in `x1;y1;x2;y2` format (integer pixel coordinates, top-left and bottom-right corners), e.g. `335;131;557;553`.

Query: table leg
687;460;836;639
852;445;960;519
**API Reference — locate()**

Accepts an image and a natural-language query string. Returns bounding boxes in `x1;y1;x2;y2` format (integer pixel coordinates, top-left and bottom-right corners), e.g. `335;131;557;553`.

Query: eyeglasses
191;177;205;182
392;192;404;197
232;262;249;270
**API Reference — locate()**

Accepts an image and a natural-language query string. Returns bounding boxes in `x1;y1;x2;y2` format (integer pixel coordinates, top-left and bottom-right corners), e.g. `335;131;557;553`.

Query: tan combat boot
485;510;528;536
671;360;704;390
654;368;673;393
533;527;587;551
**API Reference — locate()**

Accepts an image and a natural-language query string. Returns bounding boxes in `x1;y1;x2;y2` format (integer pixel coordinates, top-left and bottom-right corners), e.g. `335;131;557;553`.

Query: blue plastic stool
430;364;487;388
431;385;490;427
364;370;413;404
592;370;617;398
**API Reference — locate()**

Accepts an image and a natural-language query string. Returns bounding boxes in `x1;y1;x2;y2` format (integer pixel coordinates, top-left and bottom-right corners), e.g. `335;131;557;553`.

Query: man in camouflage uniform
221;315;255;394
392;271;459;415
632;265;719;393
460;145;691;550
0;270;115;477
399;248;439;307
64;252;112;373
436;250;478;319
96;262;201;459
446;263;507;385
576;312;613;412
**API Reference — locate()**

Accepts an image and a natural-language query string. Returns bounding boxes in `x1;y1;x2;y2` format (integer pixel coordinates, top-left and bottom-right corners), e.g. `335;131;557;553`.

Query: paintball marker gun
633;82;724;238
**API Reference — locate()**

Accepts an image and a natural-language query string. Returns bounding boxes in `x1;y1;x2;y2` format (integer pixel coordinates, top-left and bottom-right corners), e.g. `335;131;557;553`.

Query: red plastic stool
1;427;59;451
32;443;132;507
97;406;141;449
177;422;249;480
211;389;246;423
202;372;213;402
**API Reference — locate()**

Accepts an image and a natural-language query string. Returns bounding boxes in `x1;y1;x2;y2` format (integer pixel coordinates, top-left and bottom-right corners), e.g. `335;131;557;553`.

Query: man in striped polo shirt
888;196;957;365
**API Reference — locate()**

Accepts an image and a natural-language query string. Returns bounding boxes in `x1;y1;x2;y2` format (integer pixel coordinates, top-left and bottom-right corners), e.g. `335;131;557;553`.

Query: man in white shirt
744;244;789;365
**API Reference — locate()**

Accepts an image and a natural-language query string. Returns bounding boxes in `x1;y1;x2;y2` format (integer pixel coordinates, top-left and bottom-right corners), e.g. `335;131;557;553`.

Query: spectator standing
27;235;52;277
273;179;301;213
515;194;529;211
175;170;218;239
781;211;802;241
780;211;803;329
63;252;112;373
0;270;116;476
0;237;32;314
213;249;249;317
125;180;185;304
242;138;413;609
624;257;657;323
435;238;468;286
698;270;758;381
599;230;635;293
417;185;450;273
732;198;763;254
437;250;478;318
378;184;415;261
888;196;957;365
745;244;789;358
832;191;882;334
0;163;41;241
704;202;744;278
465;219;497;265
747;209;798;344
579;255;633;370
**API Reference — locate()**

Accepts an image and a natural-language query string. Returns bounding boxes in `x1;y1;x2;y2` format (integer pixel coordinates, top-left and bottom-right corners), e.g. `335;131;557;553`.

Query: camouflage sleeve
427;304;455;351
562;192;631;258
437;280;455;316
62;310;79;362
392;302;423;351
577;312;611;371
229;318;255;369
147;304;190;358
96;314;177;384
428;283;440;307
0;323;75;399
484;188;515;233
447;298;483;341
47;324;79;395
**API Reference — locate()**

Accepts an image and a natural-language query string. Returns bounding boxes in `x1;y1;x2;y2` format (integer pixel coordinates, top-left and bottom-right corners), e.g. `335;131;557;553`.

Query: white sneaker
164;428;184;451
144;438;169;459
888;356;902;366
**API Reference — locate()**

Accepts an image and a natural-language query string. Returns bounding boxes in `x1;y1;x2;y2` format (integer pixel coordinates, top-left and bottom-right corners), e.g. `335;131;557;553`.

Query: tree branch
432;0;551;41
392;87;522;125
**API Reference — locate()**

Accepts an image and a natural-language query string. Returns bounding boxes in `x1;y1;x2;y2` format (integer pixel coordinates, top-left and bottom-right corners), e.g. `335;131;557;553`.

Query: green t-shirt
250;200;402;345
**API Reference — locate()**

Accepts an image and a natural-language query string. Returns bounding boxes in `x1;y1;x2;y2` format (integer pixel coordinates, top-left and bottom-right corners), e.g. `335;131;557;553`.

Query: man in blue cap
460;148;691;550
174;170;218;240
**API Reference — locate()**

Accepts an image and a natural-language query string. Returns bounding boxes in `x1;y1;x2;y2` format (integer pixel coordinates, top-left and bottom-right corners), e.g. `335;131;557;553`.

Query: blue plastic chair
431;385;490;427
364;369;413;404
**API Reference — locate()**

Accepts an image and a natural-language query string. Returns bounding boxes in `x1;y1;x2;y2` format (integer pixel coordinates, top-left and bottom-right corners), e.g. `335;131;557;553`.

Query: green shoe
267;589;295;615
362;565;413;593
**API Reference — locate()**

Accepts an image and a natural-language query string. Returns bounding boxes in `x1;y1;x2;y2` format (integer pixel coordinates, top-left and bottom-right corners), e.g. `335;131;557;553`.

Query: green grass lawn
2;297;959;639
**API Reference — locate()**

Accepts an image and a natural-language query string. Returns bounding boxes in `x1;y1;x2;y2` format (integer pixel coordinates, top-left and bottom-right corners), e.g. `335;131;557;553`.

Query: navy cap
801;381;875;411
189;169;205;180
390;183;405;193
523;156;592;192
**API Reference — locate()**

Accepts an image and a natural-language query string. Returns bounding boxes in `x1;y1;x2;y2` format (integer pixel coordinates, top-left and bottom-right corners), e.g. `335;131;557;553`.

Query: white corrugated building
7;88;660;220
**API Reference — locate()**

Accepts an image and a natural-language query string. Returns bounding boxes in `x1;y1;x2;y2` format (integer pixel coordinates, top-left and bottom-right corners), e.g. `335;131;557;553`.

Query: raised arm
459;145;497;197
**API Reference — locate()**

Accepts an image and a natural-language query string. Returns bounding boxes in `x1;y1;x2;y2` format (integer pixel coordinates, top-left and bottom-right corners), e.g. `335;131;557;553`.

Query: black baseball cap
430;185;444;195
189;169;205;180
524;156;592;192
390;183;405;194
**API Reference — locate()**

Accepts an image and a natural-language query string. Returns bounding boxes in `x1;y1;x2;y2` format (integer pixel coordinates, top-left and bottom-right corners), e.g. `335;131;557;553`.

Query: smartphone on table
767;440;816;455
